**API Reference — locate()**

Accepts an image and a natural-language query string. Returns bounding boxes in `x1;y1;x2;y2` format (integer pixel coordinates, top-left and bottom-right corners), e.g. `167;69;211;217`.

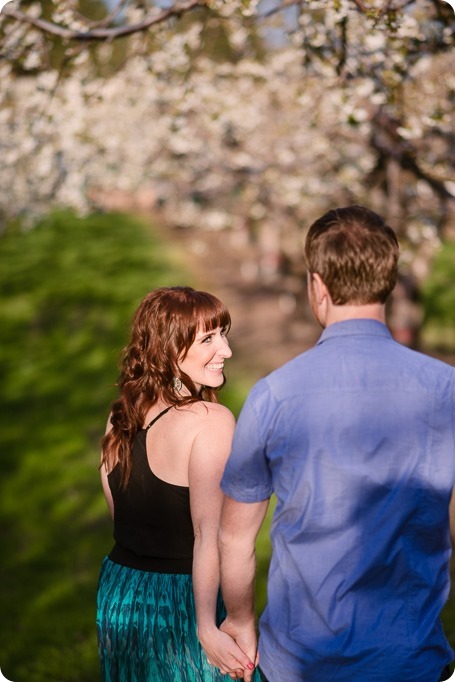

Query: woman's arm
189;403;255;678
100;413;114;519
218;495;270;679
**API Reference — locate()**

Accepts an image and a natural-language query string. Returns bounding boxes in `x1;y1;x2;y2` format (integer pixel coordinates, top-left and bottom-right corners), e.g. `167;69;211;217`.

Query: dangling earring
172;377;182;392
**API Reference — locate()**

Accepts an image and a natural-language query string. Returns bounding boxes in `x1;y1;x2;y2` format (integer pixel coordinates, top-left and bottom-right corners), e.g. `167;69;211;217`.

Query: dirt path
94;193;320;381
114;200;452;384
165;224;455;376
168;225;321;383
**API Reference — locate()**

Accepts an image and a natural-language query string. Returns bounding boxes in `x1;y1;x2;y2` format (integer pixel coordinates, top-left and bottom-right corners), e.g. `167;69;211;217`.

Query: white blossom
0;0;452;286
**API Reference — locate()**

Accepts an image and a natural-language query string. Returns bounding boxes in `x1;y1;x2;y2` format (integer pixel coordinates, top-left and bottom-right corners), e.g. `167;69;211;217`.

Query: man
218;206;455;682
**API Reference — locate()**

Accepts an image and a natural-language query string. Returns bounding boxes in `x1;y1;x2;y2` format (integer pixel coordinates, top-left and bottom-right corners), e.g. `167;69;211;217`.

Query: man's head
304;205;399;306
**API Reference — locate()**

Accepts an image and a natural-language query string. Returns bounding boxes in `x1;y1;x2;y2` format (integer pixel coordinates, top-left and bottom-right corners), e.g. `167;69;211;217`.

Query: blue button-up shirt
221;320;455;682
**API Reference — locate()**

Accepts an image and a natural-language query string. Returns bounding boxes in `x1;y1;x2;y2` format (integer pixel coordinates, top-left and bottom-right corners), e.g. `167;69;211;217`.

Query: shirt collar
317;319;392;345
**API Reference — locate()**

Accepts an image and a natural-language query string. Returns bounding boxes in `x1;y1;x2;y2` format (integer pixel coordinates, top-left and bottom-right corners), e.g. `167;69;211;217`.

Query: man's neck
325;303;386;328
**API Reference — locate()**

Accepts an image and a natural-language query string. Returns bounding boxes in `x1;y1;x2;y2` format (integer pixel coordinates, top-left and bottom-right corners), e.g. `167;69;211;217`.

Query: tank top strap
145;405;173;432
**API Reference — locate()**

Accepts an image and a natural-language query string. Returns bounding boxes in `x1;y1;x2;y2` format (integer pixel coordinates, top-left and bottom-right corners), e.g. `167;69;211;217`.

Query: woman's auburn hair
101;286;231;486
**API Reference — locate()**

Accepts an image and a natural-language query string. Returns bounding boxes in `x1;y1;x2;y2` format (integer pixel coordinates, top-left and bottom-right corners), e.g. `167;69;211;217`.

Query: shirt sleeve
221;379;274;502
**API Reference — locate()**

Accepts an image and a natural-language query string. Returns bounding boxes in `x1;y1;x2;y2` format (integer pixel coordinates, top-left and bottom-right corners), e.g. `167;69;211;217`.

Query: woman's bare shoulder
179;400;235;427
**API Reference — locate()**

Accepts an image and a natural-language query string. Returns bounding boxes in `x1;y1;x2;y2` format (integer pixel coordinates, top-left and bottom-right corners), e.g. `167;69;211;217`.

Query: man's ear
311;272;329;304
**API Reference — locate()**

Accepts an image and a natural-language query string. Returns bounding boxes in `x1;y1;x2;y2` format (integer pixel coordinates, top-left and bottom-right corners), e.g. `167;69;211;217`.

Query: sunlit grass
0;210;190;681
0;209;275;681
421;240;455;355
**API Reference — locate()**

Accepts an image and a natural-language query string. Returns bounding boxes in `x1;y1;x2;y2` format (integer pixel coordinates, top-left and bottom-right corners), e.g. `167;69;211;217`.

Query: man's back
219;207;455;682
225;319;455;681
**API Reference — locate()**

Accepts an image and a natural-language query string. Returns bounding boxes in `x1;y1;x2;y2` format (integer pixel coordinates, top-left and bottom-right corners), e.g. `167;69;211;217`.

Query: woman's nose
218;335;232;358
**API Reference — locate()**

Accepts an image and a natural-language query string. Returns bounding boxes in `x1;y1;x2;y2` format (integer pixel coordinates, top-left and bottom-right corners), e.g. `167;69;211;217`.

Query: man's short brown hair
304;205;399;305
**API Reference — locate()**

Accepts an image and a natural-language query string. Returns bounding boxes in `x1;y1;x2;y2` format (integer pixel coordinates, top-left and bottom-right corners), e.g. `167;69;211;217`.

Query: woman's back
108;406;195;573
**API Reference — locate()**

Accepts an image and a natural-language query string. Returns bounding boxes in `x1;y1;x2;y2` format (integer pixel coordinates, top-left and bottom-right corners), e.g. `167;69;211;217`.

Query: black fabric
144;405;173;431
440;664;453;681
108;407;194;574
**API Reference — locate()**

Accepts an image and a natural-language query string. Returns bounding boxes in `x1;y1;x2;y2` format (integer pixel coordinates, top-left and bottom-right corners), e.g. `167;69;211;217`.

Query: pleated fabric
97;557;258;682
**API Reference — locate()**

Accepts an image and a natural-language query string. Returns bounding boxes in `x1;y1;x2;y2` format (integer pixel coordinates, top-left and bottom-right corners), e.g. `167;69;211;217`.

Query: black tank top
108;406;194;573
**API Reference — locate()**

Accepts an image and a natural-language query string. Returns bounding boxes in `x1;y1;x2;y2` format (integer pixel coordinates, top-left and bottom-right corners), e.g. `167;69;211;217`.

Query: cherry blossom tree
0;0;453;293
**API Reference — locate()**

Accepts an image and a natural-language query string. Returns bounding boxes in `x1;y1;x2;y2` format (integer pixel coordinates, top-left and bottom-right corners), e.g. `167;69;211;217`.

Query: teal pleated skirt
97;556;257;682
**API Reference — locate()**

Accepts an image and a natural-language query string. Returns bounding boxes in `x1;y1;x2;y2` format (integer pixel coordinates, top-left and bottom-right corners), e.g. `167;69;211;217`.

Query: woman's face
178;325;232;392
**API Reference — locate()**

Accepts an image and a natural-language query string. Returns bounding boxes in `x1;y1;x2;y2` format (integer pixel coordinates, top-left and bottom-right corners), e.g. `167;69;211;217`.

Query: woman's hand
198;626;256;680
219;617;259;682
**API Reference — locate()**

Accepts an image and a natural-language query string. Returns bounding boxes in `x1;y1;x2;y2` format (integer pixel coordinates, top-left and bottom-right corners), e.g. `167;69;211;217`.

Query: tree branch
350;0;367;11
73;0;131;29
2;0;206;41
256;0;304;21
370;109;455;201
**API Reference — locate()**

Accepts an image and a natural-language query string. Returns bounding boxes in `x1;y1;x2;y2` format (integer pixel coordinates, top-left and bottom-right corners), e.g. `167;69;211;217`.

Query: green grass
0;210;191;681
0;208;271;681
421;240;455;353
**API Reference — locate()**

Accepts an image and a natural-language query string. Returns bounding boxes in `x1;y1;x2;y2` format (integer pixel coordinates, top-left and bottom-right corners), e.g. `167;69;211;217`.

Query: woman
97;286;256;681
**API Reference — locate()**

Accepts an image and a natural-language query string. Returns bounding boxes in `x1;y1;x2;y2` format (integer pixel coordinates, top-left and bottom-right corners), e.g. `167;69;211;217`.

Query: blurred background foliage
0;209;454;681
421;241;455;353
0;211;188;680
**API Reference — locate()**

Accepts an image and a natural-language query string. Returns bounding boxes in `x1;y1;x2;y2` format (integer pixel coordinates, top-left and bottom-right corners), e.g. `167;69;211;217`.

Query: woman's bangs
197;296;231;333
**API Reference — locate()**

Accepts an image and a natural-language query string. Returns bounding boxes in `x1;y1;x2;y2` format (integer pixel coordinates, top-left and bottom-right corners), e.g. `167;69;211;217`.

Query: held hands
220;617;258;682
199;625;256;680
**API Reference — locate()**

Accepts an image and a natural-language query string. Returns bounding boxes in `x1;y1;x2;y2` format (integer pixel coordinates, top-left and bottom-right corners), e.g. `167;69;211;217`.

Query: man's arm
218;495;270;681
